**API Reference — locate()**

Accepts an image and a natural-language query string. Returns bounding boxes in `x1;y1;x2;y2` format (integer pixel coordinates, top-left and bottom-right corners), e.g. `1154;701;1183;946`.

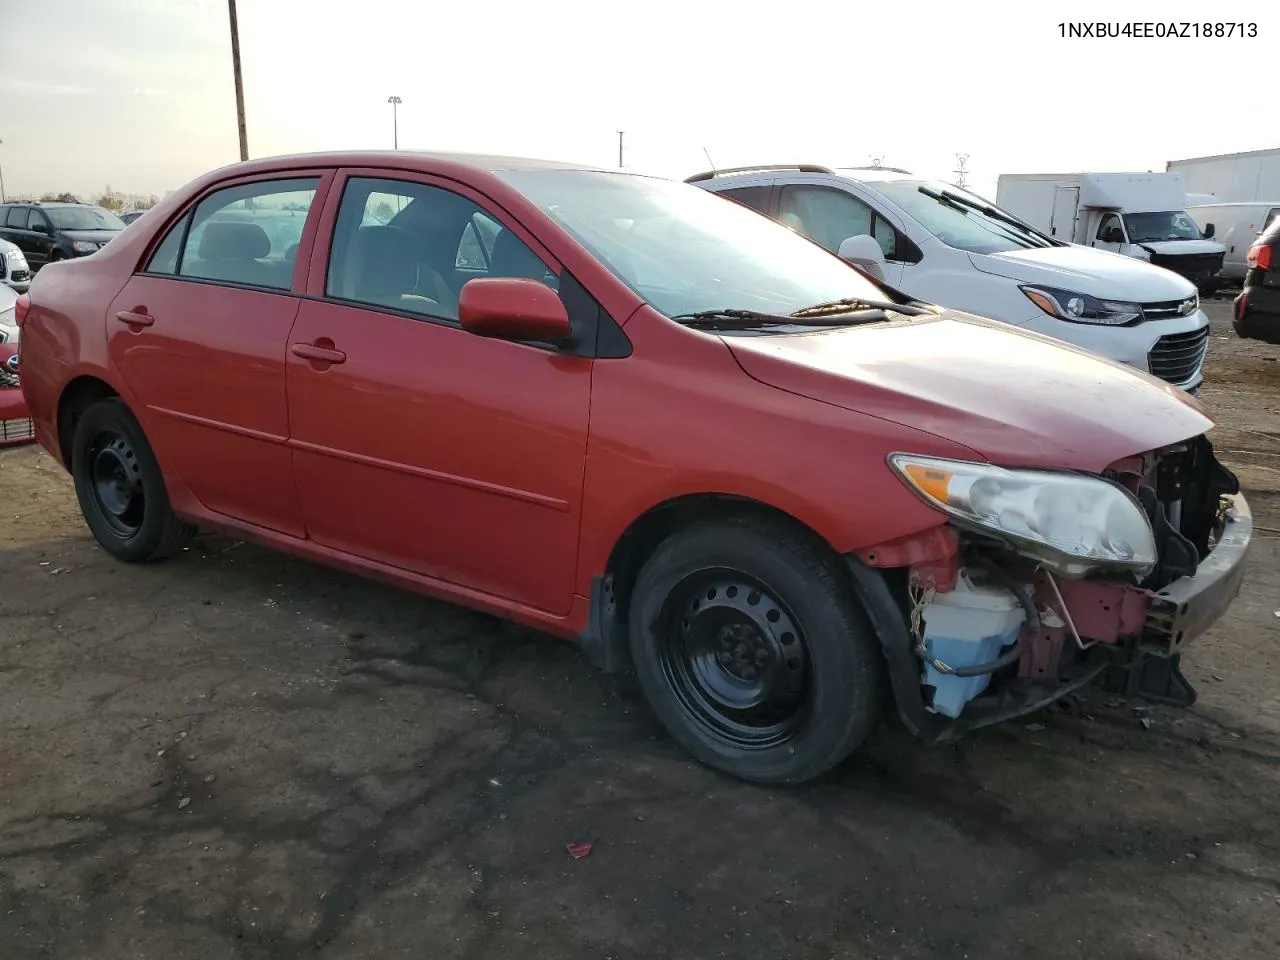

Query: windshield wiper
790;297;935;319
670;308;885;330
919;186;1061;248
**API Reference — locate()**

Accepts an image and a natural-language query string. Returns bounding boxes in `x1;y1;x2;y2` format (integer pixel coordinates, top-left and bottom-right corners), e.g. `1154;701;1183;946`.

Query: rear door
106;171;333;535
286;170;593;614
1049;186;1079;241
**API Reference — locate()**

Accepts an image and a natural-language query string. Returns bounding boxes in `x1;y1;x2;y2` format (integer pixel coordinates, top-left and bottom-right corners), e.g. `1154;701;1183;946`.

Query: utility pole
388;96;402;149
953;153;970;189
227;0;248;161
0;138;6;203
617;131;624;169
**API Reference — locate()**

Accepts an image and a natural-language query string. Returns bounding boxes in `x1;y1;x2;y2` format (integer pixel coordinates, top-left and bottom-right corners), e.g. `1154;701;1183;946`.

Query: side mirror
458;276;570;342
836;235;886;280
1203;222;1215;239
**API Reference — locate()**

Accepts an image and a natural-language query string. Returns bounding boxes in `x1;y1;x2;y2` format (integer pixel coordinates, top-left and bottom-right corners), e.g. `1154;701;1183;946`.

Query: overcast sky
1;0;1277;203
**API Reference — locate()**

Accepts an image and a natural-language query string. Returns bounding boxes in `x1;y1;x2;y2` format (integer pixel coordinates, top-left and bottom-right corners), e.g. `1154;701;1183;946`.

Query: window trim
133;169;336;294
777;183;915;264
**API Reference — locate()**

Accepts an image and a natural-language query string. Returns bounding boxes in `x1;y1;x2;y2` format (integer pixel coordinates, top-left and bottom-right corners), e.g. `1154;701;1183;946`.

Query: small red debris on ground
566;842;592;859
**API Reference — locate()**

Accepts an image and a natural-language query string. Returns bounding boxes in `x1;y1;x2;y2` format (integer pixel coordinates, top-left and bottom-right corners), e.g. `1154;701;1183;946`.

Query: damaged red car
16;151;1252;784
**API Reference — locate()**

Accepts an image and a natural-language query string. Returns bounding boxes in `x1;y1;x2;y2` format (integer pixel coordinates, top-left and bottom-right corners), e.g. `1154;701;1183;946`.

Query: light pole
387;96;402;149
227;0;248;161
0;138;6;203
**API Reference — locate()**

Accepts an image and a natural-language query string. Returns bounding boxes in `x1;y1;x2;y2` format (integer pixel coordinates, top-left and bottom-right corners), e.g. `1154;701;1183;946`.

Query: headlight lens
889;454;1156;578
71;241;99;253
1020;285;1142;326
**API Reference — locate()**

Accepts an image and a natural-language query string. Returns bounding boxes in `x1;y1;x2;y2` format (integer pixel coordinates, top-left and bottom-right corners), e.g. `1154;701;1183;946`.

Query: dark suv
1233;217;1280;343
0;202;126;271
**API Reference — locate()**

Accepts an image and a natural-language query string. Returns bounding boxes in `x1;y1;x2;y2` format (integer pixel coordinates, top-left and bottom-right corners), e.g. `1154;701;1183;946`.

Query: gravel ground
1;299;1278;960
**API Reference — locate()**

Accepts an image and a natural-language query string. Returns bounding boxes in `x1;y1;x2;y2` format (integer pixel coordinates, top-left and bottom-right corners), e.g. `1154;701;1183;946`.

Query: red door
107;173;331;536
286;172;591;615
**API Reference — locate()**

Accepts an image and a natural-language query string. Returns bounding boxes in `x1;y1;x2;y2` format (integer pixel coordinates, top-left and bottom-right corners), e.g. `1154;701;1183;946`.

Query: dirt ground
2;300;1279;960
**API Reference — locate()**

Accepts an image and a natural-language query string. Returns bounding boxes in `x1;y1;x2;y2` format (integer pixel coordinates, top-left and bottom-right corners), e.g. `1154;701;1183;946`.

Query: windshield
46;206;126;231
1126;211;1203;244
868;180;1046;254
495;169;886;318
1123;211;1205;243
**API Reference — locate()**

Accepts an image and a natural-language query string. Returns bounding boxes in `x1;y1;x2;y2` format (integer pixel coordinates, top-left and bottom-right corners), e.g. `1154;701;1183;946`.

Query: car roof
215;149;609;176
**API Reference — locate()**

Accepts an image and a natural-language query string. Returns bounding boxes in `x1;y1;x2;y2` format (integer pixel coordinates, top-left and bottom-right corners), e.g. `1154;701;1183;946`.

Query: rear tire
628;514;884;784
70;398;195;562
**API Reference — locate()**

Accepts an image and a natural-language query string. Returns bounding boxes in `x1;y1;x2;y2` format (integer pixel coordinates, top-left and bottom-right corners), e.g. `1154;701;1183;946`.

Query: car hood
1136;238;1226;256
967;245;1197;300
62;229;122;244
724;311;1212;472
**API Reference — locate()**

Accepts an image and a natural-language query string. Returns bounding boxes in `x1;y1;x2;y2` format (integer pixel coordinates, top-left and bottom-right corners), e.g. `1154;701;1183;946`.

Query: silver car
0;237;31;293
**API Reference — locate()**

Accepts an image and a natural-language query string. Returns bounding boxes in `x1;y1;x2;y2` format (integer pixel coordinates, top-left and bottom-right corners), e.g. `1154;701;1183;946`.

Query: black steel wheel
629;514;885;784
71;398;194;562
655;570;812;749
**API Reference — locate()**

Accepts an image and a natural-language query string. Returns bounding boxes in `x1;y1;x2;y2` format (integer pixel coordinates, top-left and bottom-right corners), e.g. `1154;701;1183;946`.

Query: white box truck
995;172;1226;293
1168;147;1280;203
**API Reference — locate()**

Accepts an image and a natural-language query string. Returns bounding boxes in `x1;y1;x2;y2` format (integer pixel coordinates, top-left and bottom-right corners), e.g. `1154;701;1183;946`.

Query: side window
1097;213;1122;242
26;209;49;232
778;185;899;259
2;207;23;228
326;176;557;322
717;186;771;214
174;178;319;290
1263;209;1280;232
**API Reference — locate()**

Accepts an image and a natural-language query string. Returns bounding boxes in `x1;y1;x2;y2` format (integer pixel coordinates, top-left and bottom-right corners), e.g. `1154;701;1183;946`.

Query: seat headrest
489;229;547;280
198;220;271;261
350;225;419;300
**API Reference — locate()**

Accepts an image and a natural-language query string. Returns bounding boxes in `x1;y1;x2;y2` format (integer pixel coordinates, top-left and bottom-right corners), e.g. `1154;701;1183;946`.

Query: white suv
689;165;1210;393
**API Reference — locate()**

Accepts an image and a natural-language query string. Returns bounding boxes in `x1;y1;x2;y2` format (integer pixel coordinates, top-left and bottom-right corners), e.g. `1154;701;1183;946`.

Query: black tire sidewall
628;520;883;784
71;398;179;562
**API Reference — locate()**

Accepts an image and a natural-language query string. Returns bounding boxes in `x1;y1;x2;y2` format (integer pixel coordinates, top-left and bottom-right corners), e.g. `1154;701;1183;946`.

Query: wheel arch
56;374;121;468
580;492;848;674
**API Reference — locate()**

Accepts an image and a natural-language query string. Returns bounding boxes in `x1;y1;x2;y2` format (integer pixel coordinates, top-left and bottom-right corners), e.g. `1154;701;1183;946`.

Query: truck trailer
1168;148;1280;204
995;172;1226;293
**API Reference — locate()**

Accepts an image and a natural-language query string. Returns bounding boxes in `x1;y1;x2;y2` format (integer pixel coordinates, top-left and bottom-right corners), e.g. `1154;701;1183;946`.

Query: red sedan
0;343;34;447
16;152;1251;783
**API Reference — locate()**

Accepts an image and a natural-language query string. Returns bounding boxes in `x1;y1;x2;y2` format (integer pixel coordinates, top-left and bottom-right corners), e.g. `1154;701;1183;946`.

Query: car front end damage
851;435;1251;741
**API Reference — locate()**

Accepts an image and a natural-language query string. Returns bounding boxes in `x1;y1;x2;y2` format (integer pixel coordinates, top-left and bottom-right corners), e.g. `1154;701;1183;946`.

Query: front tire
71;398;195;562
628;515;884;784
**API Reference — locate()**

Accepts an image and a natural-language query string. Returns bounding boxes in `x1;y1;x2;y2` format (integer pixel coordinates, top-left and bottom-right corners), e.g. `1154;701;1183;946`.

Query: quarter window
778;185;900;259
718;186;772;214
326;176;557;322
144;178;319;290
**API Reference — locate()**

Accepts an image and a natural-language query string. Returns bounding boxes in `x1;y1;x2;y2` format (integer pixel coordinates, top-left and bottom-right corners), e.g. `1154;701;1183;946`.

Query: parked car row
690;164;1211;392
10;150;1252;784
0;201;128;274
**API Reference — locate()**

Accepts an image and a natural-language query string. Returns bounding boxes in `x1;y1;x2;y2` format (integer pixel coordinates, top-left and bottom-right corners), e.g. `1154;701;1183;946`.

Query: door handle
291;342;347;364
115;309;155;327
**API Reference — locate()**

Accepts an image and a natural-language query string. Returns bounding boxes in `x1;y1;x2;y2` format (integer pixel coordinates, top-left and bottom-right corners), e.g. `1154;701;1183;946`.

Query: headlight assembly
1020;285;1142;326
889;454;1156;578
71;241;99;253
